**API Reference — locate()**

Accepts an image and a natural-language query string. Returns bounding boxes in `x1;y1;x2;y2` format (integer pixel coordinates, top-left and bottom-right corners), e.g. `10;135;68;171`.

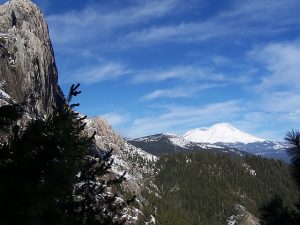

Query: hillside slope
153;152;298;225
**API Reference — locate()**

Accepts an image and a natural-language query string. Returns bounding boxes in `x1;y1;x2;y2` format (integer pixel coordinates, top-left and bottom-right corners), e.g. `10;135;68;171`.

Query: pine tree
285;130;300;188
0;103;24;142
0;103;23;131
259;130;300;225
0;84;132;225
0;84;92;225
260;196;297;225
68;148;135;225
285;130;300;222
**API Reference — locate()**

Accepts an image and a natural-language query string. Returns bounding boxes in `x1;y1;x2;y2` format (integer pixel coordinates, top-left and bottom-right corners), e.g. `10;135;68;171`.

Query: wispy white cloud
65;63;128;84
63;62;245;85
133;65;226;83
142;88;190;101
46;0;300;48
123;0;300;45
141;84;220;101
234;107;300;140
227;40;300;140
47;0;183;45
124;100;242;137
248;41;300;116
260;91;300;114
249;41;300;91
101;113;128;126
212;55;231;66
289;110;300;120
218;0;300;25
124;21;228;44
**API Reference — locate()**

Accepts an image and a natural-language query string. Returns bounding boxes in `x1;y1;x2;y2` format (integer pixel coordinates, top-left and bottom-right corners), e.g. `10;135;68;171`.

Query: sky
3;0;300;140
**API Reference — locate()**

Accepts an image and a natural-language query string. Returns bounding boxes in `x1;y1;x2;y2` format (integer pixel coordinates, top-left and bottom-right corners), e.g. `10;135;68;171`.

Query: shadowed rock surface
228;204;261;225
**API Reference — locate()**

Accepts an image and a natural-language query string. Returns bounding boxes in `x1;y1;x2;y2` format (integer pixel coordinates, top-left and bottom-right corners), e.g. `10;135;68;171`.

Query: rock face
228;205;260;225
84;117;158;224
0;0;64;117
85;117;157;196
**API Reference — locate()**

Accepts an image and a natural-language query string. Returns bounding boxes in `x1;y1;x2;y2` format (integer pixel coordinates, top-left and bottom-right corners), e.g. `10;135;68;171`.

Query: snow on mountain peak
183;123;265;144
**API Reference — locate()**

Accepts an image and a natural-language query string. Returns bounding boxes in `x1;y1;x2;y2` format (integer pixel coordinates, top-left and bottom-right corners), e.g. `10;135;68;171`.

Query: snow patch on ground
242;163;256;176
203;144;226;149
227;215;237;225
145;215;156;225
169;135;190;148
133;136;160;142
185;157;192;164
124;142;158;162
0;88;10;99
0;80;14;106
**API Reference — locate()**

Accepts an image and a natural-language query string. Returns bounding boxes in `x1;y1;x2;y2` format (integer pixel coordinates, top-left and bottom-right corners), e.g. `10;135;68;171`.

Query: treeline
153;151;299;225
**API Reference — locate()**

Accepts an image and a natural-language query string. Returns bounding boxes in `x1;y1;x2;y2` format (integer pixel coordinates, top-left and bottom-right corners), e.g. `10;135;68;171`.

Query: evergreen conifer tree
260;196;297;225
259;130;300;225
285;130;300;188
69;148;135;225
0;84;92;225
0;84;132;225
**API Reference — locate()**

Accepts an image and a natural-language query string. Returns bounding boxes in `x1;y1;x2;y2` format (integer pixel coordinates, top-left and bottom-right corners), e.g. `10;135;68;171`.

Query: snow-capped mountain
183;123;265;144
183;123;289;161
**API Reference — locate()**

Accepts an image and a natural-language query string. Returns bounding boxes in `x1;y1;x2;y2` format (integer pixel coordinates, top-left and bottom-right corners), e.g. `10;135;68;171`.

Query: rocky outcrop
228;204;260;225
85;117;157;224
0;0;64;117
85;117;157;196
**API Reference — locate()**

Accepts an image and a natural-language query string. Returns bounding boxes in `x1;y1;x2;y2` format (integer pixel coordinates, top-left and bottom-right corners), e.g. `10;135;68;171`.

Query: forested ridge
151;152;299;225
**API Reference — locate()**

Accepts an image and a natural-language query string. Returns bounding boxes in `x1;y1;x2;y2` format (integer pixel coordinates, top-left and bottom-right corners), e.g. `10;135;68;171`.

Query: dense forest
149;152;299;225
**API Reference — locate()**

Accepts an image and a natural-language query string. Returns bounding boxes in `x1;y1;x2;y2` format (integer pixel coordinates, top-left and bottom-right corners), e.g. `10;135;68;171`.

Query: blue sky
4;0;300;140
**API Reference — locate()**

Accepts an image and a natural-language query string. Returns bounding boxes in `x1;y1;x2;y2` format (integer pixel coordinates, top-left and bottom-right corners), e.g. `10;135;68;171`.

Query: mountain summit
183;123;265;144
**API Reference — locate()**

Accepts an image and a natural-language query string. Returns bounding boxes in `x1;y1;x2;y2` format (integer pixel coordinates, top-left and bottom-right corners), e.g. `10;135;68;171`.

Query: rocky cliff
0;1;157;224
85;117;158;223
0;0;64;117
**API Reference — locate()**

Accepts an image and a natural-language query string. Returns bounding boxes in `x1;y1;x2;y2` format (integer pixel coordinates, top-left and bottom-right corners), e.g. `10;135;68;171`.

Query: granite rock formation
0;0;64;117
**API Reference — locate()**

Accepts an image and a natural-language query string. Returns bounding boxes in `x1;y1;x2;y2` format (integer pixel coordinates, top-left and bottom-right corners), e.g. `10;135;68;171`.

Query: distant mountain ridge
129;123;289;161
128;133;247;157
